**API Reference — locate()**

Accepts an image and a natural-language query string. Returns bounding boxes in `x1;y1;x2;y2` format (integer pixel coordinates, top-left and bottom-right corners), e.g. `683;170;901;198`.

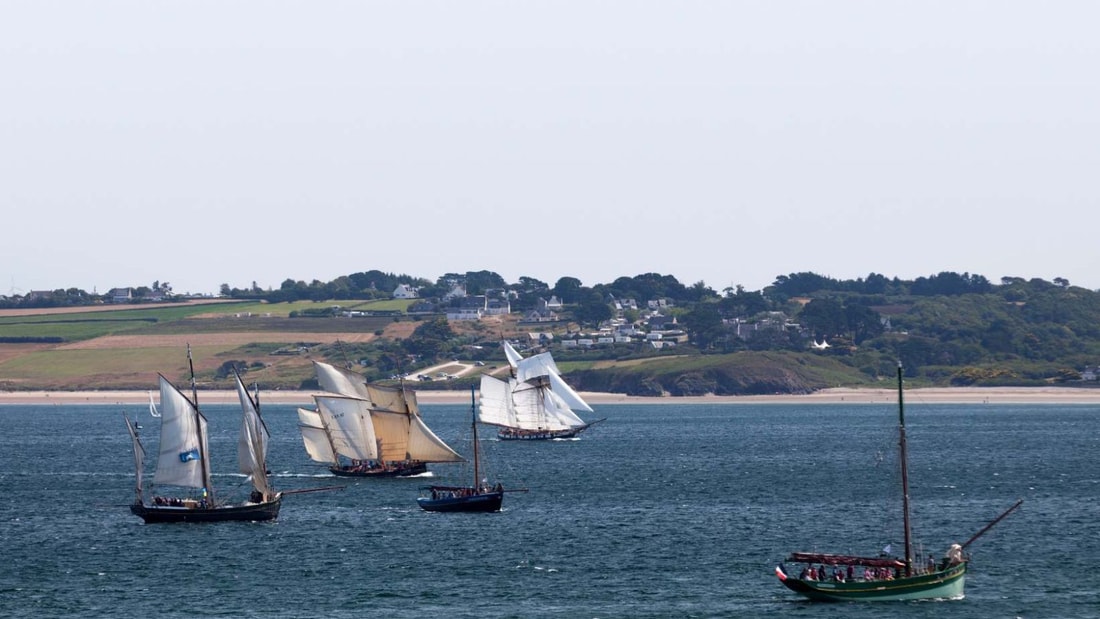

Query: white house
393;284;419;299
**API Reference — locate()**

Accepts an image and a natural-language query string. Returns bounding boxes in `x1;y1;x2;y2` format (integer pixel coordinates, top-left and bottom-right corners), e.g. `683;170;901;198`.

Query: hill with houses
3;270;1100;395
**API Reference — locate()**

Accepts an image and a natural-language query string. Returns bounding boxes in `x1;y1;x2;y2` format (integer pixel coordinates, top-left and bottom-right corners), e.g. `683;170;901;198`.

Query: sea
1;399;1097;618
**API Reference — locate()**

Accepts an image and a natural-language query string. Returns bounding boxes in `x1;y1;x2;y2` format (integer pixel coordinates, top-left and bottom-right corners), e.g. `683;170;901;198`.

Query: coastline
2;386;1099;406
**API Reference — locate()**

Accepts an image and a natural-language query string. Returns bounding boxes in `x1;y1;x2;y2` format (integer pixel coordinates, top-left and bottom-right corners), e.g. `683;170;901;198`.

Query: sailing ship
775;363;1022;601
126;359;281;523
477;341;605;440
147;390;160;417
298;361;463;477
417;386;505;513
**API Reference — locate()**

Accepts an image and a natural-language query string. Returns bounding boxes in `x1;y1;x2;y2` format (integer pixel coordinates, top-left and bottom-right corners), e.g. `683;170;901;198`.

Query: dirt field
53;332;377;350
0;299;240;317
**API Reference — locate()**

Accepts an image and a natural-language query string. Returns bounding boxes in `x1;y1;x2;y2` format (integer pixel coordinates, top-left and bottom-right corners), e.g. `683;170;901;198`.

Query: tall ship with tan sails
297;361;463;477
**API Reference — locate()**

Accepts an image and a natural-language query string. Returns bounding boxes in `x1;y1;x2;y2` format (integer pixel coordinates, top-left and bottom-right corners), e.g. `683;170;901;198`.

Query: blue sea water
1;400;1097;618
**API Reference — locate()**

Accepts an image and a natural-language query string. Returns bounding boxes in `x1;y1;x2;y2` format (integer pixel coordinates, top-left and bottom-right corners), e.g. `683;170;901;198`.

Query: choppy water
1;400;1097;618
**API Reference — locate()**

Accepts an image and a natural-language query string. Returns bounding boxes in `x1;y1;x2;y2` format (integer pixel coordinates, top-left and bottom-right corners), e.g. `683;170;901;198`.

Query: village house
108;287;132;304
393;284;419;299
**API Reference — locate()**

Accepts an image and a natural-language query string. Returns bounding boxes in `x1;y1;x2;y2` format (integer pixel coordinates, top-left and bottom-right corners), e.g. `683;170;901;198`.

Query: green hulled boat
776;363;1022;602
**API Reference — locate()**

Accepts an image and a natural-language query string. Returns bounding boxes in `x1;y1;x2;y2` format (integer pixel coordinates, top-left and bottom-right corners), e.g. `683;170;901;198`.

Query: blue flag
179;448;200;462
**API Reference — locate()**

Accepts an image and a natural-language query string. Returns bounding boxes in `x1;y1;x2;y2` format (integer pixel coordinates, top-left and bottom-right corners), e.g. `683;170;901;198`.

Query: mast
896;361;913;576
187;344;215;504
471;385;480;489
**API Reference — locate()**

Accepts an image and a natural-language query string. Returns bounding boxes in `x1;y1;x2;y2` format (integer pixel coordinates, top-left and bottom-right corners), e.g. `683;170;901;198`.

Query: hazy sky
3;1;1098;296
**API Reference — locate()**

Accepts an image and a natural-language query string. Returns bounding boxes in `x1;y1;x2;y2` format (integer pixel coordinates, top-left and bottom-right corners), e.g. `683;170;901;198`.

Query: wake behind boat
126;349;281;523
775;362;1022;601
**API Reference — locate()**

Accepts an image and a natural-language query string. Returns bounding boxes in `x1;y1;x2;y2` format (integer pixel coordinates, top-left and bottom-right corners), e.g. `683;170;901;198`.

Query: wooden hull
130;498;281;523
776;562;966;602
330;461;428;478
417;490;503;513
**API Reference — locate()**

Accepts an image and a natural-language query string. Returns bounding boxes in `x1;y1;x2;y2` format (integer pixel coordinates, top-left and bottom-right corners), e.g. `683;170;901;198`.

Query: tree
572;288;612;327
402;318;456;359
681;302;725;350
552;277;583;303
798;297;846;337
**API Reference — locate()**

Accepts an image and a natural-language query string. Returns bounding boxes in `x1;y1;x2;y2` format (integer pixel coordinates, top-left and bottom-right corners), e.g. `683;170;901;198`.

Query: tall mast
187;344;215;504
896;362;913;576
471;385;480;488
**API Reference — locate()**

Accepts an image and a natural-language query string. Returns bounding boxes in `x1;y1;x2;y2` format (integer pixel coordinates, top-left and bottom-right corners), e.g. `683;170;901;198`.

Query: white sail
124;415;145;502
515;352;561;382
478;374;518;428
508;343;593;415
313;360;373;399
546;370;594;414
315;395;378;461
297;407;337;463
408;415;465;462
148;390;160;417
503;340;524;370
235;373;272;499
511;378;581;431
153;374;210;489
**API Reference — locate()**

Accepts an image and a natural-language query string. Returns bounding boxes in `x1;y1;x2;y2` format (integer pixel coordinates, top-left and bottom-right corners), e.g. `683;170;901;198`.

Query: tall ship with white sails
478;341;605;440
297;361;463;477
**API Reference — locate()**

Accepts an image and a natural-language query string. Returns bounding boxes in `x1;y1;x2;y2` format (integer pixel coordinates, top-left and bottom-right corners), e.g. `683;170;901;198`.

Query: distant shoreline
2;387;1099;406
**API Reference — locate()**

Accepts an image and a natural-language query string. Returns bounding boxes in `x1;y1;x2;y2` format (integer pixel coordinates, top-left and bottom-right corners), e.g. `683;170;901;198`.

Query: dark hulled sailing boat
775;362;1022;601
417;387;505;513
127;355;281;523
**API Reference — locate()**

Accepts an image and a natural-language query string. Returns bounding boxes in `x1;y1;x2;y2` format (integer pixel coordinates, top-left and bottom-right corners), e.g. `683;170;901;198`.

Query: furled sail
235;373;272;499
314;395;378;461
313;360;373;399
297;407;337;463
153;374;210;489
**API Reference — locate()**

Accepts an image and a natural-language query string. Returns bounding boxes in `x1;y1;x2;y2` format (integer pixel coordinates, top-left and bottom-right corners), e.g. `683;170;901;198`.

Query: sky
3;1;1099;297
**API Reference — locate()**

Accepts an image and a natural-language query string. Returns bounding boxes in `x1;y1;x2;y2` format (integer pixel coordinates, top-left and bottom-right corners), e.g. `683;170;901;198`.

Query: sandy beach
3;386;1099;406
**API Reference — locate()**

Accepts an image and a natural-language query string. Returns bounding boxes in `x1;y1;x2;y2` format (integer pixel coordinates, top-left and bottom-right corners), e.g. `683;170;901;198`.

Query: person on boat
945;543;964;566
